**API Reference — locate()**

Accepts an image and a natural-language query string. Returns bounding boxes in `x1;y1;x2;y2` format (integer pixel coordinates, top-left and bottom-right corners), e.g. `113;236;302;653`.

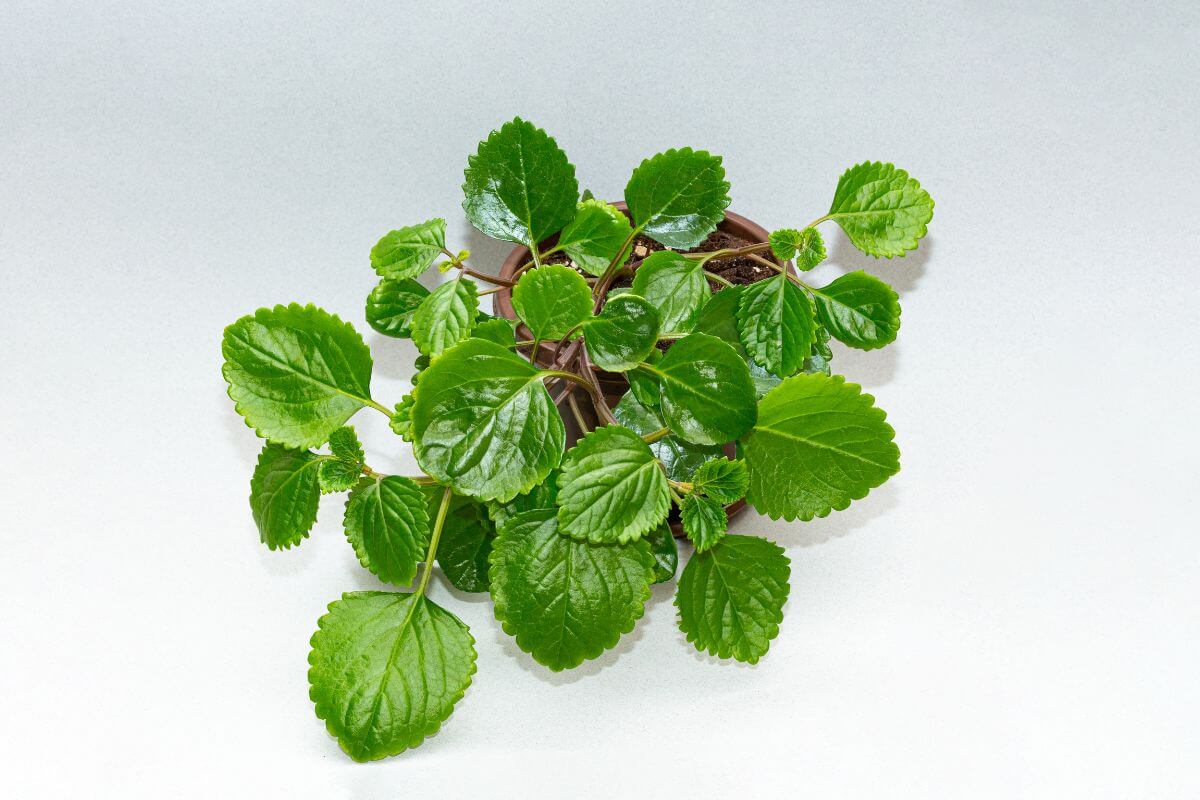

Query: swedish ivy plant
221;116;933;761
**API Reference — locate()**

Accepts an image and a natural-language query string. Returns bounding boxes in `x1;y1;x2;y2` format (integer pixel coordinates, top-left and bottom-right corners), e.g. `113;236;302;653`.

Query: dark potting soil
543;229;779;291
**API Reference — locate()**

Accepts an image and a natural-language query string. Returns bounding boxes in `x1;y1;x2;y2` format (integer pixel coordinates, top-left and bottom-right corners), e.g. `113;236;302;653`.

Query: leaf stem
682;242;772;263
416;487;453;598
703;270;734;288
594;228;641;298
642;427;670;444
458;265;516;287
566;393;591;434
365;398;394;419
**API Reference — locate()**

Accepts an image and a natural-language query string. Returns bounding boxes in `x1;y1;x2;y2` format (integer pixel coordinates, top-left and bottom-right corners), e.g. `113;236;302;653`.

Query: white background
3;1;1198;797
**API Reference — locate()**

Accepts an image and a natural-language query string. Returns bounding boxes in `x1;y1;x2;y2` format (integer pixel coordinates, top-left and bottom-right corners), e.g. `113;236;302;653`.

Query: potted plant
220;117;933;761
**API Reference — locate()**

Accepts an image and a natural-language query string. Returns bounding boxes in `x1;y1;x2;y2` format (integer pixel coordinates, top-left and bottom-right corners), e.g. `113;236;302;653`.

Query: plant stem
478;286;505;297
566;393;591;433
703;270;734;288
594;228;640;298
459;265;515;287
415;487;453;598
642;427;670;444
365;398;395;419
682;242;772;263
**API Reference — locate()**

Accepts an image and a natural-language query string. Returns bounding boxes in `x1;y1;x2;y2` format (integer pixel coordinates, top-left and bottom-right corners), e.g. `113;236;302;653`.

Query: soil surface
543;229;779;291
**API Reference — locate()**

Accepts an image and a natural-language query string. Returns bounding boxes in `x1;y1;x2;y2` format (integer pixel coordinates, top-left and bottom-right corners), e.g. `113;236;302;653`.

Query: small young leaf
629;250;710;335
366;277;429;338
249;444;322;550
803;325;833;376
676;535;790;664
510;264;592;340
827;162;934;258
809;271;901;350
489;509;655;671
625;148;731;248
768;227;825;270
318;460;360;493
410;277;479;357
736;272;816;378
222;304;375;449
644;523;679;584
556;425;671;544
462;117;578;244
343;476;430;586
612;390;721;482
680;493;727;552
692;458;749;504
471;317;517;348
742;374;899;520
644;332;756;446
558;199;634;276
412;338;564;503
308;592;476;761
389;394;414;441
327;426;364;464
369;219;447;280
582;294;661;372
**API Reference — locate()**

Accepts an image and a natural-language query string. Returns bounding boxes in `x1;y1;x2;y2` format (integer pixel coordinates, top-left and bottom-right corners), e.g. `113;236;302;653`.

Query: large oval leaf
736;273;815;378
645;332;756;446
222;304;374;449
510;264;592;340
676;534;790;664
366;277;429;338
249;443;322;550
827;161;933;258
809;271;901;350
462;117;578;244
692;286;785;398
612;389;721;482
556;425;670;544
343;476;430;586
489;509;655;671
369;219;447;279
557;199;634;276
411;338;564;503
309;592;476;761
629;250;710;334
624;148;731;248
410;277;479;357
742;373;900;520
582;294;660;372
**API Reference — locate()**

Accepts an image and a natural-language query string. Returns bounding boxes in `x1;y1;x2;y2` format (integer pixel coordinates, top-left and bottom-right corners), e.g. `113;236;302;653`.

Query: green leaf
680;493;726;552
318;460;360;493
343;476;429;586
644;523;679;584
629;251;710;335
644;332;756;446
743;374;900;520
624;148;731;248
366;277;430;338
412;338;564;503
582;294;661;372
328;426;364;463
471;317;517;347
676;535;790;664
769;227;825;270
692;458;749;504
369;219;447;280
510;264;592;340
389;394;415;441
410;277;479;357
736;273;815;378
435;496;496;593
249;444;322;550
558;199;634;276
489;509;655;671
691;287;785;398
556;425;671;544
803;326;833;376
485;477;558;530
462;117;578;244
827;162;934;258
627;348;662;411
808;271;901;350
612;389;721;482
308;592;476;761
222;304;375;449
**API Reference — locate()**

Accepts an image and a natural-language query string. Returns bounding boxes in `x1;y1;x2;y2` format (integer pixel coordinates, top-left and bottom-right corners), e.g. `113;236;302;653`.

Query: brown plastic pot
492;204;775;535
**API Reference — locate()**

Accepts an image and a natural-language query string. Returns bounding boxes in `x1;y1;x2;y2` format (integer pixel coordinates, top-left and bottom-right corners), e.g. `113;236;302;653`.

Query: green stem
704;270;734;288
566;393;591;433
642;427;670;444
365;398;395;419
416;487;453;597
459;265;515;287
594;228;641;297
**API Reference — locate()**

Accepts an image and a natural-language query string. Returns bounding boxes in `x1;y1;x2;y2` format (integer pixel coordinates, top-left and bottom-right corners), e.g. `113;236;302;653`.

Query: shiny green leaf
691;458;748;504
768;227;825;270
625;148;731;248
343;476;429;586
736;273;815;378
412;338;564;503
249;443;322;550
558;199;634;276
612;389;721;482
434;495;496;593
369;219;447;280
630;250;710;335
485;477;558;530
644;523;679;584
222;304;375;449
644;333;756;446
471;317;517;347
827;162;934;258
510;264;592;340
489;509;655;671
366;277;429;338
743;374;900;520
680;493;726;552
809;271;901;350
556;425;670;544
410;277;479;357
676;535;790;664
582;294;661;371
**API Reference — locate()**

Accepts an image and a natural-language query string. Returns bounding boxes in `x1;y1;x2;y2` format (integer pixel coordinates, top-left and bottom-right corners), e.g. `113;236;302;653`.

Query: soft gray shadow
826;234;933;295
223;400;267;463
367;332;421;382
829;338;900;388
783;481;900;548
494;581;674;686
